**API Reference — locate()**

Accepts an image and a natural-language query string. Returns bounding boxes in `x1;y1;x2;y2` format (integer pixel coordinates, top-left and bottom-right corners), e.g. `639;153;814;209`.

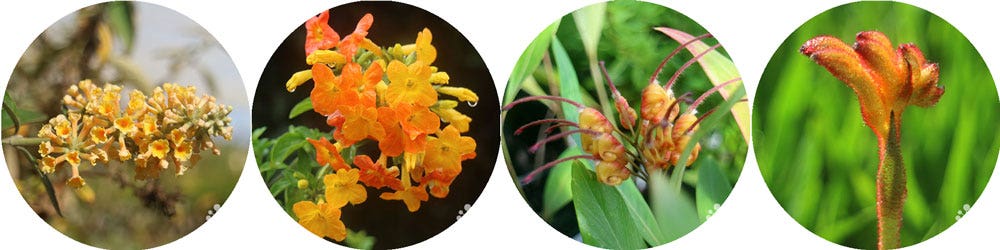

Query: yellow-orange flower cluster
37;80;233;188
289;11;478;241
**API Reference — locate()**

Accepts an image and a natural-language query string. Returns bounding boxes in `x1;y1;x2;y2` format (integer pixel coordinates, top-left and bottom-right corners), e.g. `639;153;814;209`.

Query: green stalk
876;116;905;250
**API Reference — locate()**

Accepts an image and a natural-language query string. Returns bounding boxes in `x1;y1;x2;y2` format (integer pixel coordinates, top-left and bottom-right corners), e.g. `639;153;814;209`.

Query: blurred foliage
3;2;245;248
501;0;747;247
753;2;999;248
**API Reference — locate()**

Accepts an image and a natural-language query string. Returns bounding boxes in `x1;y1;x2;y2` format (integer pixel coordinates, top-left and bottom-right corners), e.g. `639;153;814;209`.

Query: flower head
305;10;339;55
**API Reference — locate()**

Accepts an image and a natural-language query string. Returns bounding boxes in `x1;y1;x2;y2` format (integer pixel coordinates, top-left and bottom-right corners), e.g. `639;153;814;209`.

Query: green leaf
288;97;314;119
16;146;61;217
2;95;48;130
649;171;699;242
695;158;732;222
505;21;560;105
572;162;645;249
550;37;585;145
269;130;307;164
655;27;749;144
573;2;606;59
541;148;580;219
671;87;746;188
104;2;135;54
616;179;666;246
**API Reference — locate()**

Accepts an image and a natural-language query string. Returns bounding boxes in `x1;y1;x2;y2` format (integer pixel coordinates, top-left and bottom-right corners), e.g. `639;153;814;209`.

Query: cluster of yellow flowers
287;11;479;241
37;79;233;187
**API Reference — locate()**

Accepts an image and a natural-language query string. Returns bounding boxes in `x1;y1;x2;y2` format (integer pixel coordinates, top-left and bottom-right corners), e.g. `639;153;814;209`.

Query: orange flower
332;104;384;146
323;168;367;208
353;155;402;190
338;62;383;108
293;200;346;241
380;184;429;212
386;60;437;107
307;138;350;171
310;63;356;117
304;10;339;55
395;103;440;140
376;106;428;155
800;31;942;137
338;13;374;60
423;125;476;174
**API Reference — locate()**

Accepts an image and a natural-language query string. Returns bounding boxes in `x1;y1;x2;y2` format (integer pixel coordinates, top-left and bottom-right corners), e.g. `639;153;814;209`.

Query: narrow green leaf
550;38;585;145
504;21;560;105
655;27;750;144
541;148;581;219
573;2;614;120
104;2;135;54
671;87;746;188
2;95;47;130
695;158;732;222
572;162;645;249
288;97;314;119
616;179;666;246
649;171;699;242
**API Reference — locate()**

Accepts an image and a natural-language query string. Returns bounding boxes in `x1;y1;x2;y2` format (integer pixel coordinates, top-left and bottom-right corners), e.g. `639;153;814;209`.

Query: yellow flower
323;168;367;208
148;139;170;159
67;175;86;188
297;179;309;190
437;86;479;103
380;185;429;212
114;117;135;134
432;101;472;133
40;156;59;174
174;141;193;161
415;28;436;65
293;200;346;241
305;50;347;66
386;60;436;107
90;126;110;144
430;72;450;84
65;151;82;167
285;69;313;92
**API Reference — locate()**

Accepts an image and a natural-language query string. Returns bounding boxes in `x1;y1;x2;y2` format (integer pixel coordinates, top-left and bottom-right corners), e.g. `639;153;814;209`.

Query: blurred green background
502;0;746;241
3;2;248;248
753;2;999;249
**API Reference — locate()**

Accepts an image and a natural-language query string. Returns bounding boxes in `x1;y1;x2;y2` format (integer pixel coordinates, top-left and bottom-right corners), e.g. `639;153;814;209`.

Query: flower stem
2;136;49;146
877;116;905;250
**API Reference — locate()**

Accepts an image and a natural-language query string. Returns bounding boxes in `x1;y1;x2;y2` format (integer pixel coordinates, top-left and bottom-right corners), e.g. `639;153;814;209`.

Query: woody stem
2;136;49;146
876;117;905;250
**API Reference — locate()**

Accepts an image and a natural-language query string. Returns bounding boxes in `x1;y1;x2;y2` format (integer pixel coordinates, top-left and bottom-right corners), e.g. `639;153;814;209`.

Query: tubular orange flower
307;138;350;171
333;105;384;145
337;13;374;60
354;155;402;190
293;200;347;241
305;10;339;56
323;168;367;208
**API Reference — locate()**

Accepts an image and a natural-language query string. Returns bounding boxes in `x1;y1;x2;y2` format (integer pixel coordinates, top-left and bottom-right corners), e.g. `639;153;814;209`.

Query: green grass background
753;2;999;248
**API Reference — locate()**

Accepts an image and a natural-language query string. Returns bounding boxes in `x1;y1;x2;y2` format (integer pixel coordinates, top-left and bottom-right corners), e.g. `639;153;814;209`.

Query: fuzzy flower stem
685;77;742;114
650;33;713;85
877;114;905;250
664;44;722;91
503;95;584;110
522;155;597;184
685;108;717;135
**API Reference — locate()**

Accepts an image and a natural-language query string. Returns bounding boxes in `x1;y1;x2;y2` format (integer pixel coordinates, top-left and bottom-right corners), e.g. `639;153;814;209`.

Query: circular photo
753;2;998;249
251;1;498;249
2;2;248;249
500;0;748;248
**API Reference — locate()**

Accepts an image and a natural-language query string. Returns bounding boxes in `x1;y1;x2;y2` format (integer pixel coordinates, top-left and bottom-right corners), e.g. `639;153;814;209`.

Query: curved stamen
515;118;578;135
685;107;718;135
650;33;714;85
529;129;602;153
664;92;692;123
521;155;598;184
685;77;742;114
665;44;722;91
503;95;584;110
544;122;580;134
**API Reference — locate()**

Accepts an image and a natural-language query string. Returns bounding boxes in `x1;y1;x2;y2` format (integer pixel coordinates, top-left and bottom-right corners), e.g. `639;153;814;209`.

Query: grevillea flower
293;200;347;241
323;168;367;208
505;32;739;186
800;31;941;250
305;10;339;56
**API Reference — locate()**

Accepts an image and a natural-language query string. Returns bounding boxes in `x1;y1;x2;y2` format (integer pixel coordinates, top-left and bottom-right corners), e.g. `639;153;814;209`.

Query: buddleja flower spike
800;31;943;250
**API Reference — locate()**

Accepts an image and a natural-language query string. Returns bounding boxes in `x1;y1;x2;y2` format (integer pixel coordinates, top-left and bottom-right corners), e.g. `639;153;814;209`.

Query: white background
1;0;997;249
